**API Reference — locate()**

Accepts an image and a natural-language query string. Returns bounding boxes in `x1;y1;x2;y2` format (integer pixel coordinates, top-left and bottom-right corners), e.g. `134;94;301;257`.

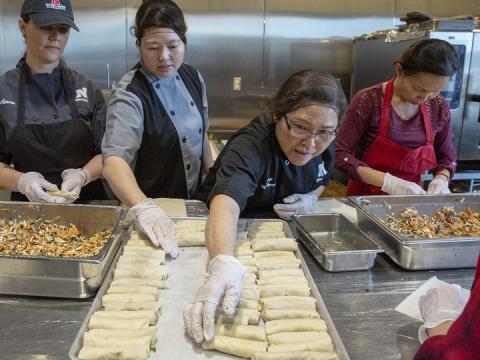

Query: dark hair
394;39;459;77
267;70;347;124
133;0;187;47
20;14;30;22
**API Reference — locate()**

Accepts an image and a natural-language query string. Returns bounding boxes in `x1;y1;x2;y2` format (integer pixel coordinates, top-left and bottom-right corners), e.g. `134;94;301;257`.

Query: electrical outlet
233;77;242;91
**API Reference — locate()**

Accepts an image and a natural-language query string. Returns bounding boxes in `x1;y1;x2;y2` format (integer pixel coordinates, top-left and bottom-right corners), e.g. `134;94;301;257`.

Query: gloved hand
418;284;468;343
126;198;179;257
381;172;426;195
183;255;246;343
17;172;69;203
427;176;450;195
60;168;88;202
273;192;319;220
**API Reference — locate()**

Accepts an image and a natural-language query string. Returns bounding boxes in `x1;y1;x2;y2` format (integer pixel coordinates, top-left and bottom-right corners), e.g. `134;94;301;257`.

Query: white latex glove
273;192;319;220
427;177;450;195
183;255;246;343
418;284;468;343
60;168;88;202
17;172;69;204
126;198;179;257
381;172;426;195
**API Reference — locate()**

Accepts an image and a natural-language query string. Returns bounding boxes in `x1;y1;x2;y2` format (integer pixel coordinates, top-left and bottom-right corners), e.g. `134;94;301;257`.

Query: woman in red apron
335;39;459;196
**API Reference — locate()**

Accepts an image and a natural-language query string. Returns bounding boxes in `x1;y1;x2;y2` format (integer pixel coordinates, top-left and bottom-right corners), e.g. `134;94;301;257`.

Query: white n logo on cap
75;87;88;103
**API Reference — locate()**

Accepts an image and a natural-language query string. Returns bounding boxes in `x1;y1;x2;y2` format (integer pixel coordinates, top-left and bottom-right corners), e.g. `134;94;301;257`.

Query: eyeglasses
284;114;337;142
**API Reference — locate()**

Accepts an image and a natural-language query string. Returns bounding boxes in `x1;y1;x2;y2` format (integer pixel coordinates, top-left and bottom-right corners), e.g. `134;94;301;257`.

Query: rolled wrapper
103;301;161;312
102;293;156;303
85;327;156;346
268;339;333;353
266;318;327;335
82;333;151;350
215;324;266;341
78;346;148;360
253;351;337;360
202;335;267;358
267;331;330;345
262;309;320;321
110;277;165;288
91;310;157;325
88;316;149;330
107;285;158;295
113;266;168;280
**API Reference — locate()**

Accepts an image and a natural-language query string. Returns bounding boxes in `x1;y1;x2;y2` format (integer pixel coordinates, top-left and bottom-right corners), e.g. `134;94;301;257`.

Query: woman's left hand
60;169;87;201
427;176;450;195
273;192;319;219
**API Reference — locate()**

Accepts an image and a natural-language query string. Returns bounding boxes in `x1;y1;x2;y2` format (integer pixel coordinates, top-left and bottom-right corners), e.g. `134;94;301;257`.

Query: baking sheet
70;219;349;359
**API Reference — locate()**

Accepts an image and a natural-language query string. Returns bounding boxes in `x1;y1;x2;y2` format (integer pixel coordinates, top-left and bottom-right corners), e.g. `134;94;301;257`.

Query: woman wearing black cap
102;0;213;256
0;0;106;203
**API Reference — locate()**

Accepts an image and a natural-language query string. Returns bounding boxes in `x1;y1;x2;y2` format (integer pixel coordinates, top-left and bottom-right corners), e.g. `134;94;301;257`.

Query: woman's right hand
17;172;68;203
127;198;179;257
381;172;426;195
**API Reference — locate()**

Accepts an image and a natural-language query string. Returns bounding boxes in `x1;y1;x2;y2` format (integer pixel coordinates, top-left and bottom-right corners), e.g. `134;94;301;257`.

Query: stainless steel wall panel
459;31;480;160
395;0;480;19
0;0;25;74
264;1;396;100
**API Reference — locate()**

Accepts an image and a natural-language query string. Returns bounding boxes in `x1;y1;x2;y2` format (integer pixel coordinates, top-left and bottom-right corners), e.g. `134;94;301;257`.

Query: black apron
127;63;205;199
7;62;105;202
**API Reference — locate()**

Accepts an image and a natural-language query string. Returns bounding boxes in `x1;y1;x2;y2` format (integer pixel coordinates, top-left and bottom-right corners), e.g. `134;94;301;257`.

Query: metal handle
106;63;110;89
468;94;480;102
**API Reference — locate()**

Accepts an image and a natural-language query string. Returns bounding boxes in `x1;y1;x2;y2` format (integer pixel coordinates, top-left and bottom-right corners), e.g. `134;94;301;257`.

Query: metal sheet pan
69;218;349;359
349;194;480;270
293;214;382;272
0;202;126;298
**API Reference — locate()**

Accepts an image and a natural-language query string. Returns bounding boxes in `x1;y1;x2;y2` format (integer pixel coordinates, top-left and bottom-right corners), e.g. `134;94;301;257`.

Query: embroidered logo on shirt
316;162;328;183
0;98;15;105
75;87;88;103
46;0;66;11
260;178;276;190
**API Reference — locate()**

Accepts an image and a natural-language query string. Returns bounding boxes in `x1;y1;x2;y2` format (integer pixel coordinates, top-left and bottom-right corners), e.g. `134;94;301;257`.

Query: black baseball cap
20;0;79;31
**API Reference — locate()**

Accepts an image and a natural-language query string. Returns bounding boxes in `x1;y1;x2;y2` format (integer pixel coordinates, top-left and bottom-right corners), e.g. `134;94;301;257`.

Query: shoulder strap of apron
59;65;81;122
379;76;395;137
16;62;28;126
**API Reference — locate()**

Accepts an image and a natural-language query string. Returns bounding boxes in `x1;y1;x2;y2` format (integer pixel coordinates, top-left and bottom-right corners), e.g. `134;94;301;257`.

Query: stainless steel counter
0;244;475;359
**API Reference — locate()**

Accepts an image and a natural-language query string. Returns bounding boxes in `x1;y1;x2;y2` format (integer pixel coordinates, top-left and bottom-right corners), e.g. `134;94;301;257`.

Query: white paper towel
395;276;470;321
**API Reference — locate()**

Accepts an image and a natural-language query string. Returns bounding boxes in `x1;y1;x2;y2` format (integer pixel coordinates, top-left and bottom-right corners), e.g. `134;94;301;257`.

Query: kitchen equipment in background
351;18;477;162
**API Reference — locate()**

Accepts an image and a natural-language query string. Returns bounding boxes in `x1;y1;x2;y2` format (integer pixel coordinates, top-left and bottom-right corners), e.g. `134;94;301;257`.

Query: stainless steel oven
350;19;479;163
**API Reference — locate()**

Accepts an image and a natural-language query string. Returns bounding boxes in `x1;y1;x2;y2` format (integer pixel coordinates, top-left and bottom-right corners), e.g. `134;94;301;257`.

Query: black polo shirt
196;113;334;214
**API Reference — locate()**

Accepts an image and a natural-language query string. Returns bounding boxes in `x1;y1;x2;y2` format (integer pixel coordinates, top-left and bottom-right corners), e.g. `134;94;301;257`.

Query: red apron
347;77;437;196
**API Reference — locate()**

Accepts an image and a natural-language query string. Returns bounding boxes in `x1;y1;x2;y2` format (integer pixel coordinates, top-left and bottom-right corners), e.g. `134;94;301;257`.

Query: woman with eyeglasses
335;39;459;196
0;0;107;203
102;0;213;256
184;70;347;344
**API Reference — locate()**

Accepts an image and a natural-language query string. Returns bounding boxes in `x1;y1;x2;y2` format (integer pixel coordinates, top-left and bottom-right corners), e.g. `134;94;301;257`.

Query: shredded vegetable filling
0;218;111;257
384;207;480;238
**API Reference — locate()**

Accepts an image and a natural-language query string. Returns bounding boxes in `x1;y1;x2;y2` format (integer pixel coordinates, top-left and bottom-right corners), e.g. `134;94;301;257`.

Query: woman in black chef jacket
101;0;213;257
0;0;106;203
184;70;347;344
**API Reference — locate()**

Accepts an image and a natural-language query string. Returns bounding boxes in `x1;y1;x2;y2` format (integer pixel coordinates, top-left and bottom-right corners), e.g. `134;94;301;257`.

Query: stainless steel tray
0;202;126;298
70;218;349;359
293;214;382;272
350;194;480;270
